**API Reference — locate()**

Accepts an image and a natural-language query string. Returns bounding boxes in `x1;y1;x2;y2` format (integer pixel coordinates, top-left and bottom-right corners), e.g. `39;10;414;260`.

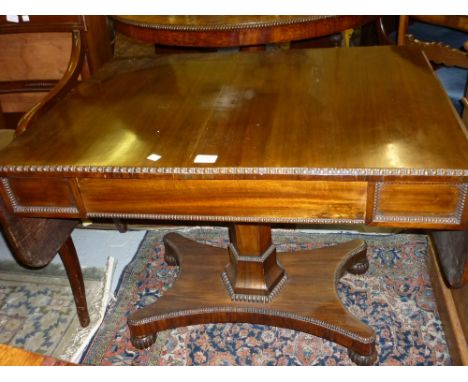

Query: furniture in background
383;16;468;115
0;46;466;365
388;16;468;364
0;15;113;329
395;16;468;286
0;15;113;132
111;15;378;50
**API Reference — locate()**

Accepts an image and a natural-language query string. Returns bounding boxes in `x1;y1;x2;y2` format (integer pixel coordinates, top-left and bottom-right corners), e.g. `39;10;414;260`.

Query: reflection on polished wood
0;47;466;179
0;46;467;365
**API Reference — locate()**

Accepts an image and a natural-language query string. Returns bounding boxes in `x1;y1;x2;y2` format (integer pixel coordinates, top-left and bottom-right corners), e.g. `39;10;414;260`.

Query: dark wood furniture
0;46;467;365
112;15;377;49
397;15;468;286
0;15;112;131
392;16;468;364
0;16;113;329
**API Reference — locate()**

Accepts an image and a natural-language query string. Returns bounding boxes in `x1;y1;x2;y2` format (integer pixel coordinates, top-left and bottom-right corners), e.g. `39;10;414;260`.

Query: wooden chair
394;16;468;285
0;16;113;136
0;17;85;136
391;15;468;365
397;16;468;116
0;16;111;328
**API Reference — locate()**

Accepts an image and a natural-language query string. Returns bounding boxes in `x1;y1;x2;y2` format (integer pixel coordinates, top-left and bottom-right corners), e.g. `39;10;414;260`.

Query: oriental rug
81;227;451;366
0;256;114;362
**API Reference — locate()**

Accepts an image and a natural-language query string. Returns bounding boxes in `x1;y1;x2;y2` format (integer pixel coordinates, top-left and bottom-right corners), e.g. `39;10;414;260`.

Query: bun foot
347;348;378;365
130;333;157;349
164;254;178;266
348;259;369;275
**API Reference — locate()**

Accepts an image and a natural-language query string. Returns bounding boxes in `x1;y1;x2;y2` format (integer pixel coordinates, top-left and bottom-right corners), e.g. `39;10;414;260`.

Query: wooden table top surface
111;15;377;48
112;15;337;30
0;343;75;366
0;45;467;180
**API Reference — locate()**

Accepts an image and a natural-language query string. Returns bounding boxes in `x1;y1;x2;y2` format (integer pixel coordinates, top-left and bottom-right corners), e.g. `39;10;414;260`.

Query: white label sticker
21;15;30;22
6;15;19;23
194;154;218;164
146;153;162;162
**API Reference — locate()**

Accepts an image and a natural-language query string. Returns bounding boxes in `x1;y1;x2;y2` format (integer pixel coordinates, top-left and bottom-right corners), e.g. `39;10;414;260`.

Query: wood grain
78;179;368;220
427;238;468;365
128;232;377;364
0;343;75;366
375;183;462;217
112;16;377;48
8;177;76;208
0;46;466;174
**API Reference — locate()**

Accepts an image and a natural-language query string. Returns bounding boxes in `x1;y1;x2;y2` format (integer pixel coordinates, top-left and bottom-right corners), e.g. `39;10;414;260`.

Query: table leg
127;224;376;365
0;196;88;326
59;236;90;327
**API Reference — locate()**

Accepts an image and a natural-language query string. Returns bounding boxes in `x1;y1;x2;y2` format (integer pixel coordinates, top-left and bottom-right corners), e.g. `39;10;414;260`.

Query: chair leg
112;218;128;233
58;236;90;327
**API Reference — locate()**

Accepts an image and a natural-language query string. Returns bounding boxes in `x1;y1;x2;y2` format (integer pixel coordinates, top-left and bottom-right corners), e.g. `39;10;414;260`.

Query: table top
0;45;467;181
114;15;334;31
112;16;376;47
0;343;75;365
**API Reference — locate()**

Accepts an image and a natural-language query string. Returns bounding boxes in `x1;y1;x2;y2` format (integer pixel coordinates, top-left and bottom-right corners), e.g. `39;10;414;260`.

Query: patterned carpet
82;227;450;366
0;257;114;362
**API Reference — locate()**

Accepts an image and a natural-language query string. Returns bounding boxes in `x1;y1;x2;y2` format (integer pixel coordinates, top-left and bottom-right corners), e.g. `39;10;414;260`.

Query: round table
112;15;378;49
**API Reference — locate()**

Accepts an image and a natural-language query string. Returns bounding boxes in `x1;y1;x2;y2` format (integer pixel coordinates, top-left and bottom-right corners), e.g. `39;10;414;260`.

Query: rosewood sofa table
0;46;467;365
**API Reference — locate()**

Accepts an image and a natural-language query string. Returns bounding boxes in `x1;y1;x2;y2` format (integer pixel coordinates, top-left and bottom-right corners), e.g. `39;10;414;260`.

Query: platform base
128;232;376;365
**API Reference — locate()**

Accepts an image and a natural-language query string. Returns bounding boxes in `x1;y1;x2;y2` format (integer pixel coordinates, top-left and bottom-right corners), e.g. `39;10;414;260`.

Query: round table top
112;15;377;47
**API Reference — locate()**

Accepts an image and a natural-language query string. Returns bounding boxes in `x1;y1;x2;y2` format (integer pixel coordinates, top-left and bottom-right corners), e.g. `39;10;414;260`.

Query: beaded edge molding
129;241;373;343
87;212;365;225
372;182;468;225
0;165;467;177
0;178;79;215
128;306;376;344
221;271;288;304
114;16;334;32
222;243;288;303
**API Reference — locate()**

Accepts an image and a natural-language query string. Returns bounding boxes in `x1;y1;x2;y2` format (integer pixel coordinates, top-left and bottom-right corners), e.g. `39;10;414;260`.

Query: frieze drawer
79;178;368;224
372;182;467;226
0;177;79;216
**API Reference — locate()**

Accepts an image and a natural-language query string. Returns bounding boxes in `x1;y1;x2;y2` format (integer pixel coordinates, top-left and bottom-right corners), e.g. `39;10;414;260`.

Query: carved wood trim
405;34;468;69
372;182;467;225
0;178;79;215
86;212;365;225
0;165;466;178
221;271;288;304
112;16;335;32
127;306;376;344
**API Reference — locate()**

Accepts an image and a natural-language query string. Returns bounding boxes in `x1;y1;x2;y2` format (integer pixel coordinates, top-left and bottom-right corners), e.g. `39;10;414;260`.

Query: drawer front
79;179;368;223
1;177;79;216
372;182;467;225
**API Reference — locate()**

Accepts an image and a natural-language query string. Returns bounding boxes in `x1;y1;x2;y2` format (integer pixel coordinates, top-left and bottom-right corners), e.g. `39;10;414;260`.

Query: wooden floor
428;238;468;365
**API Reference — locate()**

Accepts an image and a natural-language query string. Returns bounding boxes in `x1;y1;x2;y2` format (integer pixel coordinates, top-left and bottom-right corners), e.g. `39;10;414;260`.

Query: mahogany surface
128;232;376;363
0;45;467;365
0;343;75;366
112;15;377;48
0;47;466;179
